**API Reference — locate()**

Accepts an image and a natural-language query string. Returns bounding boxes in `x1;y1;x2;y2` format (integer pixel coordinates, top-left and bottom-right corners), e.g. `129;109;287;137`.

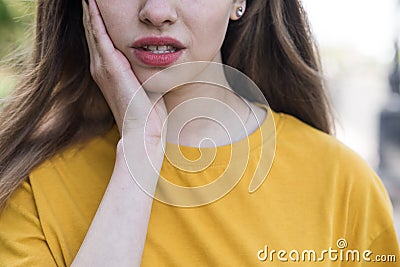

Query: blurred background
0;0;399;242
0;0;34;97
302;0;400;241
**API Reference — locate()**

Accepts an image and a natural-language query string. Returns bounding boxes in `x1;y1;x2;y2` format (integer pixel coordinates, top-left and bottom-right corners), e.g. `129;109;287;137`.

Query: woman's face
96;0;244;84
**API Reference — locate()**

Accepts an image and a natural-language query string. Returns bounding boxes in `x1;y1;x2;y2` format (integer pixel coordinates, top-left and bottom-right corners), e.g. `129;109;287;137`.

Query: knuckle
102;63;116;79
90;61;116;82
92;30;100;44
90;63;104;81
89;64;96;77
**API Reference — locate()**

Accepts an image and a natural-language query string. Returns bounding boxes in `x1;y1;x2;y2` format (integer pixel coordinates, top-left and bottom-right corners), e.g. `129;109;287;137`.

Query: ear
230;0;246;21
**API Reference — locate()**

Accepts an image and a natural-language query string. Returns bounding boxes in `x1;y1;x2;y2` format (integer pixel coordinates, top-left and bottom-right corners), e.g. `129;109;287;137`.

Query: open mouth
133;37;185;53
140;45;179;54
132;37;185;66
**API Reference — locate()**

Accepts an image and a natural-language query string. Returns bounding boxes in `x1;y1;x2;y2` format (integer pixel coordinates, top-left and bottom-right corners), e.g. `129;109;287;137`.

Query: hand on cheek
81;0;166;140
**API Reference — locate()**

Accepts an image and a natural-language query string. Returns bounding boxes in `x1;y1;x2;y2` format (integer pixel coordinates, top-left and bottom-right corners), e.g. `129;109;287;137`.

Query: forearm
71;141;159;267
76;0;167;263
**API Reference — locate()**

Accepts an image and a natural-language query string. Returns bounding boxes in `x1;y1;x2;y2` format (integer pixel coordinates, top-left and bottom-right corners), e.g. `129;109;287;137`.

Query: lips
132;36;185;67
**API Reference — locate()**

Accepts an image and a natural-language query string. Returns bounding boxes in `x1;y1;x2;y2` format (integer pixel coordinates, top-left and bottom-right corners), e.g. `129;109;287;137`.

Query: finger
83;0;156;131
82;0;97;64
84;0;129;79
87;0;116;60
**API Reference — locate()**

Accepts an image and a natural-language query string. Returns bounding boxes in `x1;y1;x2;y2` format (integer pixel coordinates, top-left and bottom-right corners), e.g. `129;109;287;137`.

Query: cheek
96;1;134;48
185;5;231;60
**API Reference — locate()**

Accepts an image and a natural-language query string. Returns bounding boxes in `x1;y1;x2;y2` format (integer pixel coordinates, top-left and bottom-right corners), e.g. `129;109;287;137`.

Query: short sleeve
0;179;57;267
337;146;400;266
365;226;400;266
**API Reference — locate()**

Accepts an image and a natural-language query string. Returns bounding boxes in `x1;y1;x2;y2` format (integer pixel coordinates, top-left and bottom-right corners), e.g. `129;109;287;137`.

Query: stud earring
236;6;244;18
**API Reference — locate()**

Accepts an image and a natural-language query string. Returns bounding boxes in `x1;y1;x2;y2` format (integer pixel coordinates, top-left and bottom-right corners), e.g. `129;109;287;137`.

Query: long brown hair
0;0;333;210
222;0;333;132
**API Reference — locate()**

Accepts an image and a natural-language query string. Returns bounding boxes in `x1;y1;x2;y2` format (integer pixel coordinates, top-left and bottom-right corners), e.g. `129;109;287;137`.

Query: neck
163;78;252;147
159;53;266;147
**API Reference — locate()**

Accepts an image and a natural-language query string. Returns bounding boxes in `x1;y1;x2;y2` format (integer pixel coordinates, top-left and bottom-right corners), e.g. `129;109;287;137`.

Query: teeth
142;45;177;53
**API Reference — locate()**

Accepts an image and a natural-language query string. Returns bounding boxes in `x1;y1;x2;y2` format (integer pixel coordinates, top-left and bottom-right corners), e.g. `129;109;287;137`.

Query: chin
133;61;210;94
133;68;170;94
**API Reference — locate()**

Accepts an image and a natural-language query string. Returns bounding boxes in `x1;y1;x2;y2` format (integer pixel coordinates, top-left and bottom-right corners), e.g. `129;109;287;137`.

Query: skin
96;0;237;84
72;0;253;266
87;0;256;146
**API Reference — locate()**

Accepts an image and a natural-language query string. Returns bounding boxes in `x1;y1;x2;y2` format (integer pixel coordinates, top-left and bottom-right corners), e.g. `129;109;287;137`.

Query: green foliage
0;1;36;57
0;0;36;98
0;0;12;23
0;70;15;97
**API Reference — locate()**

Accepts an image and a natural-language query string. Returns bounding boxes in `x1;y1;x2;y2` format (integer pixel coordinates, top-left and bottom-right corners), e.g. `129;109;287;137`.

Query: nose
139;0;178;28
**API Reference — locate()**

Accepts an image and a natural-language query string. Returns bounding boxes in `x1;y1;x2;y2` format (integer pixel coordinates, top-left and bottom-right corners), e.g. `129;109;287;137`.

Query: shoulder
2;124;119;265
28;123;119;220
29;124;119;204
272;110;380;181
271;110;389;196
270;110;397;245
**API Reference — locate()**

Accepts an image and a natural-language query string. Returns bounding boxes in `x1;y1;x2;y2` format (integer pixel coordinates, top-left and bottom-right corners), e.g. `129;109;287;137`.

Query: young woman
0;0;398;266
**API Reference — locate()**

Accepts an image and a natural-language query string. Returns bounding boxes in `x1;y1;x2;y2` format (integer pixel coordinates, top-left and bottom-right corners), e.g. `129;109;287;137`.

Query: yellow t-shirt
0;109;399;266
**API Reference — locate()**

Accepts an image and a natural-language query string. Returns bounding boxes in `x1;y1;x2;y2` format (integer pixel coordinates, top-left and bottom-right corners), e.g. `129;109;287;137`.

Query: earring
236;6;244;18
